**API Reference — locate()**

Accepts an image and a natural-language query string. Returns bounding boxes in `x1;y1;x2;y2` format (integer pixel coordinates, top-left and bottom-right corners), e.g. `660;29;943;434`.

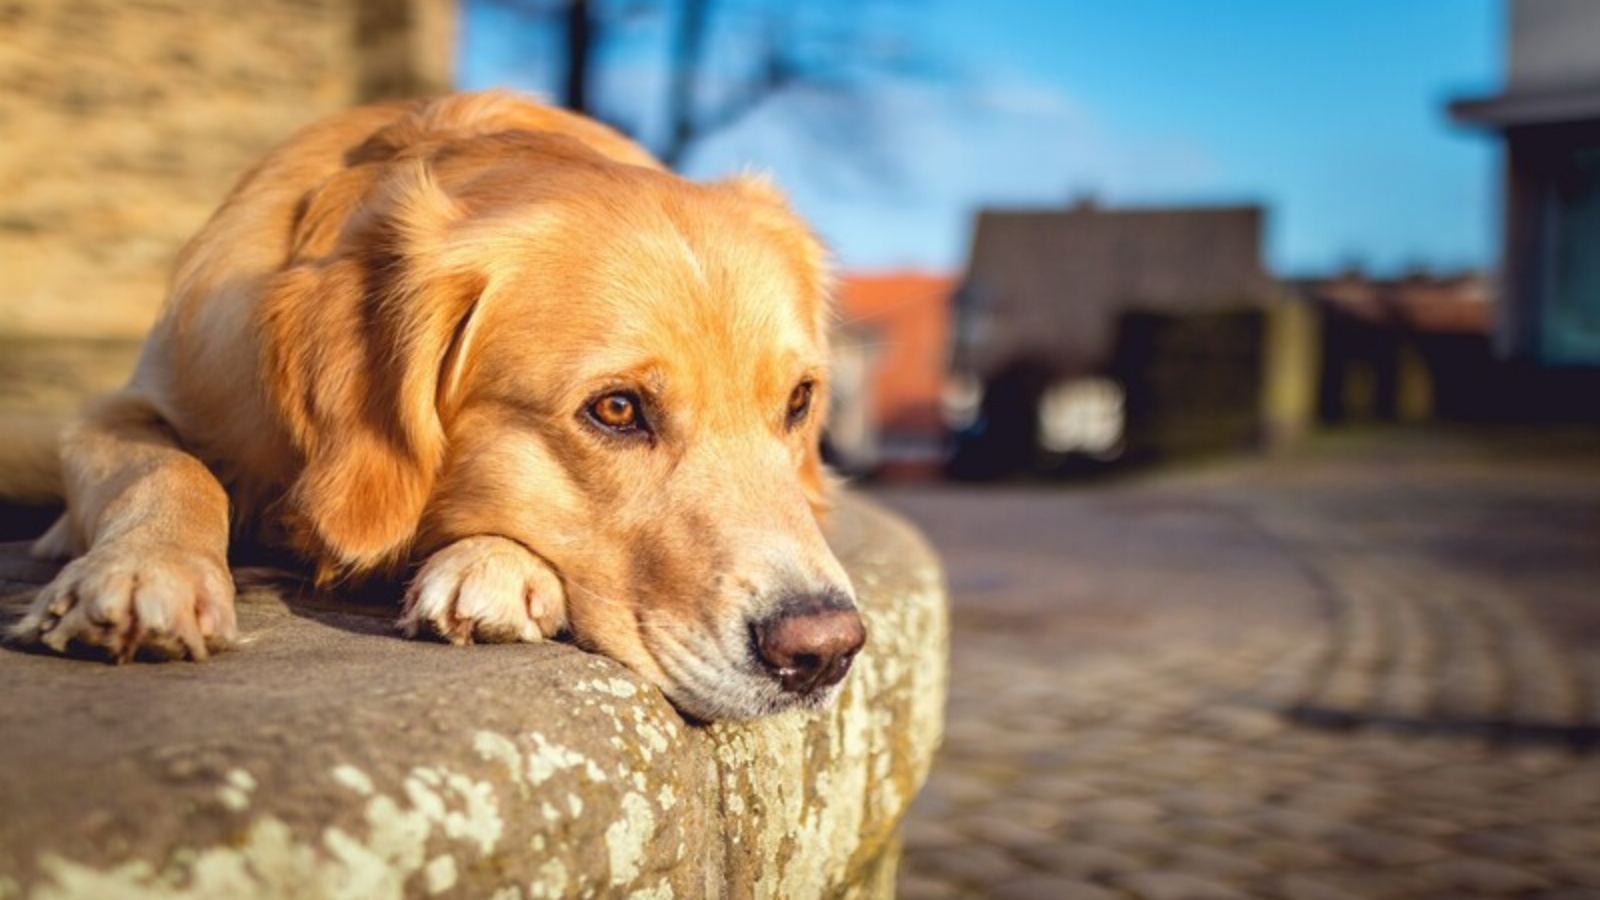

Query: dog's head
261;130;864;720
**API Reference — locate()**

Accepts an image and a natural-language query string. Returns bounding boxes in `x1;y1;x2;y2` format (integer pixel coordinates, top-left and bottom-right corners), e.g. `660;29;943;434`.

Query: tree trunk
562;0;593;113
661;0;710;167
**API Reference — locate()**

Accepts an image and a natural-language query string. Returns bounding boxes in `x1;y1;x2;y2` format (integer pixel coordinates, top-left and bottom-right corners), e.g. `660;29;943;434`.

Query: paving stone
1547;859;1600;888
918;769;999;807
905;786;963;822
1236;806;1344;841
891;446;1600;900
1072;770;1163;797
905;844;1022;887
1329;825;1450;866
1268;873;1363;900
1371;674;1433;720
1014;842;1144;880
1160;788;1260;818
989;875;1120;900
1122;753;1220;782
1418;857;1553;893
1376;768;1497;800
1112;870;1253;900
1291;867;1420;900
1512;823;1600;857
1067;820;1174;855
1581;658;1600;728
1506;746;1573;776
1014;773;1104;805
897;872;965;900
1398;802;1514;832
1525;771;1600;808
1368;813;1465;839
1336;738;1446;773
1164;816;1261;847
1068;796;1168;825
1420;761;1529;792
981;796;1076;833
903;815;966;849
1532;889;1600;900
1248;838;1342;869
956;811;1058;849
1189;705;1286;741
1267;731;1347;755
1283;782;1381;817
1160;736;1234;761
1166;844;1270;881
1451;828;1552;862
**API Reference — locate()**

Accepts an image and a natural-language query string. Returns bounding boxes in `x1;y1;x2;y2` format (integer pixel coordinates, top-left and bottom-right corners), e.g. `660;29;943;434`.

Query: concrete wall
0;0;455;338
1509;0;1600;93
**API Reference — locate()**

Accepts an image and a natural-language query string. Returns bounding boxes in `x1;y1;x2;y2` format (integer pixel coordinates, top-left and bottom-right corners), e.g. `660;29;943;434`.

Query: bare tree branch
480;0;946;179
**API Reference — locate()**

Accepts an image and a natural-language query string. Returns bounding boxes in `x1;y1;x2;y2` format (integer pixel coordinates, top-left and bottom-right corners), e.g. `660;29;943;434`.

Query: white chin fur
644;627;842;722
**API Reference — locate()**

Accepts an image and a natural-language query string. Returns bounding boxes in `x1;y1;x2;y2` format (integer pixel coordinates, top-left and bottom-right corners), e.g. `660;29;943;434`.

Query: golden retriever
10;90;866;722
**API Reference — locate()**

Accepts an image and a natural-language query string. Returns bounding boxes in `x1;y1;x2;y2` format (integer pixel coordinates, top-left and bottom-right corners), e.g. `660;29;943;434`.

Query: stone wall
0;494;948;899
0;0;455;338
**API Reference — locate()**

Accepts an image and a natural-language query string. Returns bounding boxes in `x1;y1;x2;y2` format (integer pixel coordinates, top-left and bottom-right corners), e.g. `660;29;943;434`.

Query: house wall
1111;308;1268;463
1509;0;1600;92
0;0;455;339
1261;298;1320;448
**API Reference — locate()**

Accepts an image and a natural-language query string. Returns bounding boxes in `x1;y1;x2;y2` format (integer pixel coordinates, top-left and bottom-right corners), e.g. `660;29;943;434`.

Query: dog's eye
589;392;644;433
787;380;814;428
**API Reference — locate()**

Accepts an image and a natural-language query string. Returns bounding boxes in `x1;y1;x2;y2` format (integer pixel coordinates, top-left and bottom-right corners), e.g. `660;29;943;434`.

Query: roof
1450;88;1600;129
958;204;1274;378
1294;272;1494;335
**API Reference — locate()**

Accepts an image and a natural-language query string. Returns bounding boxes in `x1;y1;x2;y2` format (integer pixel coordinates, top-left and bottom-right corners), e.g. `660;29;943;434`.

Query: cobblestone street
873;431;1600;900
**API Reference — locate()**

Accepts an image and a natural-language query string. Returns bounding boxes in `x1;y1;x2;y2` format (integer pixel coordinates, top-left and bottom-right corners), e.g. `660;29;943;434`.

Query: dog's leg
399;536;568;644
11;393;236;661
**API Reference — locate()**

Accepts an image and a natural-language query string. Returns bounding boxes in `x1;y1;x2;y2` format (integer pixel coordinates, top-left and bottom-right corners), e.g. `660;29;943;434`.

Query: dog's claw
12;545;237;663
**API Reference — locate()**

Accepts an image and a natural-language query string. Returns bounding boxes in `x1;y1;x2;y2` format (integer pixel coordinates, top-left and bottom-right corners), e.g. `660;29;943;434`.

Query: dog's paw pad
400;537;568;645
9;544;237;662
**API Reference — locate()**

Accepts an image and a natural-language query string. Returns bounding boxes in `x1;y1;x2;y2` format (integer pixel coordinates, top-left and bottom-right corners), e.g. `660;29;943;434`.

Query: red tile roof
836;272;955;435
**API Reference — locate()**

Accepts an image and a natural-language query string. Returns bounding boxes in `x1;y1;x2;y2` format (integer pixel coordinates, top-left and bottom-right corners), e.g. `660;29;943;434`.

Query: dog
10;90;866;722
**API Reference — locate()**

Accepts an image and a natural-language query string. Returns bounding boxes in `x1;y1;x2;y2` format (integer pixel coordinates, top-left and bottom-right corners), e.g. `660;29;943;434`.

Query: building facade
1452;0;1600;368
0;0;455;338
828;272;954;478
949;202;1283;476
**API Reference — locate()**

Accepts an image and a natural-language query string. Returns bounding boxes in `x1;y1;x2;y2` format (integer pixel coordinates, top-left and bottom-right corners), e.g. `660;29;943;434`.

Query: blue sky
461;0;1504;277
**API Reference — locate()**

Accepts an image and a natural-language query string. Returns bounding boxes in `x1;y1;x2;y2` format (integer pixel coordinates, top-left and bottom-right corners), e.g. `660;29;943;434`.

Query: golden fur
12;91;857;721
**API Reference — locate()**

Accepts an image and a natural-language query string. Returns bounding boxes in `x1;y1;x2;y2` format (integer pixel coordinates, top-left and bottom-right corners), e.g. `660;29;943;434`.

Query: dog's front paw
9;543;237;662
400;536;568;645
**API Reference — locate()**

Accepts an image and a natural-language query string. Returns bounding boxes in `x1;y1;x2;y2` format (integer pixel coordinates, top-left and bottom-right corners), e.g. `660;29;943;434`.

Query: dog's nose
753;601;867;695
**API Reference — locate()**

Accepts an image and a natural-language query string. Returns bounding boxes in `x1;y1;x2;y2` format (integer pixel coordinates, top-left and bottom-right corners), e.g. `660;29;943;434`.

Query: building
828;272;954;479
1293;270;1495;423
0;0;456;338
948;202;1284;477
1451;0;1600;369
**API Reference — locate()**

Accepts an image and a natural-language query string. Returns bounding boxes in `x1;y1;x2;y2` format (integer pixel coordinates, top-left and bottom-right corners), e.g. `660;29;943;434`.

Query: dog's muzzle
750;590;866;696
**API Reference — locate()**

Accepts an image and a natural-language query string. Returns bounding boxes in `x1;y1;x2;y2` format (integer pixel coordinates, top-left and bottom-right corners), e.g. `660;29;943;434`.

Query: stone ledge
0;494;948;900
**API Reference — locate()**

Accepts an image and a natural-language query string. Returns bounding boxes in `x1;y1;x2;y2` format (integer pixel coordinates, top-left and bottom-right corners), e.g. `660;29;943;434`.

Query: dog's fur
12;91;858;721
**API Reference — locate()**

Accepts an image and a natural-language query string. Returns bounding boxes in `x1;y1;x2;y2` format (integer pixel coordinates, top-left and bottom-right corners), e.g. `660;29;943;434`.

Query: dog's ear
259;161;483;578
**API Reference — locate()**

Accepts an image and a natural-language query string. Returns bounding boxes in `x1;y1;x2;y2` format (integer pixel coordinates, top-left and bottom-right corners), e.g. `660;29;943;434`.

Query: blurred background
3;1;1600;898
